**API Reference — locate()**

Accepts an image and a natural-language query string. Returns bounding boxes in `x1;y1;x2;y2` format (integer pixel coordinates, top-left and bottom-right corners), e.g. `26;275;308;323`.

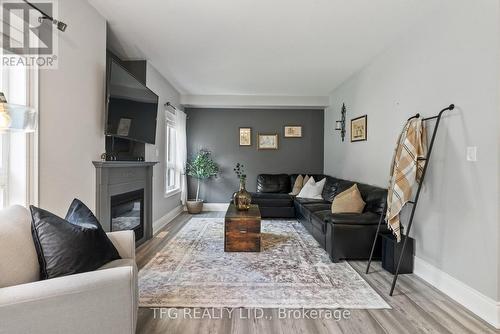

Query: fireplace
110;189;144;242
93;161;157;247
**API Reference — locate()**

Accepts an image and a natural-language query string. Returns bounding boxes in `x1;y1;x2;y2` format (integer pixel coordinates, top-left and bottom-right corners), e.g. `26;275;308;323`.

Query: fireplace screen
110;189;144;241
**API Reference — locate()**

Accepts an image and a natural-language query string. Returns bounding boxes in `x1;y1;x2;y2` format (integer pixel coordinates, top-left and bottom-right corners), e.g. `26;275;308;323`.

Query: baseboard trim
200;203;229;211
414;256;500;329
153;205;183;234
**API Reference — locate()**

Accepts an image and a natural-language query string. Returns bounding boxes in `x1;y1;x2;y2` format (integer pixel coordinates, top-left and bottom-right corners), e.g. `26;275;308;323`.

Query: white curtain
175;110;187;205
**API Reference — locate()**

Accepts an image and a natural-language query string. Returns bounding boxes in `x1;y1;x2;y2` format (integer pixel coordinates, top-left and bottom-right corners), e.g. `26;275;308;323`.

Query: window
165;110;179;194
0;63;38;209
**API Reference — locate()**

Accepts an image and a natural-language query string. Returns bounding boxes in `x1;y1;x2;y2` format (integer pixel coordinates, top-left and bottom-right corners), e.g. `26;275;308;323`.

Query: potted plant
186;149;219;214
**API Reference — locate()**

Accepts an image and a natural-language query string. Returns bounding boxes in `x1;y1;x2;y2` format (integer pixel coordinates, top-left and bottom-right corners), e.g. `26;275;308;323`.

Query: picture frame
117;118;132;136
258;133;279;150
284;125;303;138
351;115;367;142
239;127;252;146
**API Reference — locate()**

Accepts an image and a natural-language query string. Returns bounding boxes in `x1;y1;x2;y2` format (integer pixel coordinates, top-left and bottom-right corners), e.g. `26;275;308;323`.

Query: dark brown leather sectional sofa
250;174;390;262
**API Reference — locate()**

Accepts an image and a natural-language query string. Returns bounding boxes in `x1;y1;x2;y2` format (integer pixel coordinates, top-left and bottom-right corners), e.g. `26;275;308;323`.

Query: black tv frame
105;56;159;145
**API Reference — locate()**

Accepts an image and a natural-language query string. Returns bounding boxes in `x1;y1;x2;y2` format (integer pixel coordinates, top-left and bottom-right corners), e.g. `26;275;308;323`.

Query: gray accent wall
186;108;324;202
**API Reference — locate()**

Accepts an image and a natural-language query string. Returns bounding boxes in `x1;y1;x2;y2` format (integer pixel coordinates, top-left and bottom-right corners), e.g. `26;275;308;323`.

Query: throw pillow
289;174;304;196
331;184;366;213
297;177;326;199
30;199;121;280
303;175;310;187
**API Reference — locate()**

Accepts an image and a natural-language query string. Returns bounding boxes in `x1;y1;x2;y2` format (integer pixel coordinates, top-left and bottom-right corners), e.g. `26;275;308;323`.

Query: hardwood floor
136;212;499;334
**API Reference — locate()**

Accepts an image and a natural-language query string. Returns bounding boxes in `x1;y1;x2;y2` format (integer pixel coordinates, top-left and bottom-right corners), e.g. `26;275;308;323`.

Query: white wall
39;0;106;216
38;0;182;227
324;0;499;305
145;63;182;224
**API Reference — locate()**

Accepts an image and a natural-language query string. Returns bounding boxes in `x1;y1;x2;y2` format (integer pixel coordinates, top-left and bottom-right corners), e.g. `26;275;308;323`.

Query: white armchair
0;206;138;334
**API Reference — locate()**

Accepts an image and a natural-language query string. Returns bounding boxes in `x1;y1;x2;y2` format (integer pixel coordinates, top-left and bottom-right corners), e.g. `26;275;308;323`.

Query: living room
0;0;499;333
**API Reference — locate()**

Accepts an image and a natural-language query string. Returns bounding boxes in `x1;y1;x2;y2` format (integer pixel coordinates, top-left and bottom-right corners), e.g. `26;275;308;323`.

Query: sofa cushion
295;197;328;205
251;192;294;207
357;185;387;215
314;210;381;225
256;174;291;193
321;176;337;202
294;198;330;221
30;199;121;280
0;205;40;288
304;203;332;213
322;177;355;202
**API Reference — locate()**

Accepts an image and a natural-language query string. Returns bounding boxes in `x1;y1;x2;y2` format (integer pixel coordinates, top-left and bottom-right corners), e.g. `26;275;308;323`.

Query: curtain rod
165;102;177;110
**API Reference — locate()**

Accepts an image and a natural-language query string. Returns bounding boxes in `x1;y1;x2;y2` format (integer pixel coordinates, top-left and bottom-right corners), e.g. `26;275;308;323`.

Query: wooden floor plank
135;212;499;334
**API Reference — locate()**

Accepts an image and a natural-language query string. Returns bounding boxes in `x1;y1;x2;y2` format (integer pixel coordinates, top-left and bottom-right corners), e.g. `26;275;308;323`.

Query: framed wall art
284;125;303;138
351;115;367;142
239;127;252;146
258;133;279;150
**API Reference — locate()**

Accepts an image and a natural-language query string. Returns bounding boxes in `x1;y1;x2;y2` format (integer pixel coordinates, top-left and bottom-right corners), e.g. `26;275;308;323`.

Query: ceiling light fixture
23;0;68;32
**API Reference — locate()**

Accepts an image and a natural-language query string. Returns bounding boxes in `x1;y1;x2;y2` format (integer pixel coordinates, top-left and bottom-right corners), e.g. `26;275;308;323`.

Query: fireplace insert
110;189;144;243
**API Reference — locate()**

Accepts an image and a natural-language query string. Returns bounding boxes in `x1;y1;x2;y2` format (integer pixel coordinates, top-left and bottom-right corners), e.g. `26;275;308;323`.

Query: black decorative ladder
365;104;455;296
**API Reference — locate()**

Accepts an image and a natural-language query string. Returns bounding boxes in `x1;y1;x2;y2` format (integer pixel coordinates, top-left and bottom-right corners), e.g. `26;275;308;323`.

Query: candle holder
335;103;346;142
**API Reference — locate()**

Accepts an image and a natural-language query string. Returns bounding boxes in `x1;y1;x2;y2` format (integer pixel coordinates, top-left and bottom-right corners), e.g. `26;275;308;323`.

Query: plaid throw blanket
386;118;427;242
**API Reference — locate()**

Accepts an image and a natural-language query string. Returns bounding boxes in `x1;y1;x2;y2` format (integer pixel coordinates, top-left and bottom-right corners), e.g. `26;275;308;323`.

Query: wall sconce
335;103;346;142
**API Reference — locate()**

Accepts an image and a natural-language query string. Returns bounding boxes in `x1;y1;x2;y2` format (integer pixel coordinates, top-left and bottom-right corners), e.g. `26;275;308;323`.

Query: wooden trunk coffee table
224;204;261;252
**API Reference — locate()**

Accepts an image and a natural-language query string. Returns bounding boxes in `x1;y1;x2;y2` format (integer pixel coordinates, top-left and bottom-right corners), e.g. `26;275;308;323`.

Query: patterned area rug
139;218;390;309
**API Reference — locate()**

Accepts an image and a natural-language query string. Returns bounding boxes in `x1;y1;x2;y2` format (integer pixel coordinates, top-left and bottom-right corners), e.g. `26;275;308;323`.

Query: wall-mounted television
105;59;159;144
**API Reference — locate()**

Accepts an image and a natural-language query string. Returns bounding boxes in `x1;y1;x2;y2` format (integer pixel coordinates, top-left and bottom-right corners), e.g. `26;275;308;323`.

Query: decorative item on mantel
186;149;219;214
335;103;347;142
233;163;252;211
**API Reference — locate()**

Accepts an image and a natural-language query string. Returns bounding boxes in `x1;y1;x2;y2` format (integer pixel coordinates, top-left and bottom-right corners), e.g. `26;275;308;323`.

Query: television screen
106;59;159;144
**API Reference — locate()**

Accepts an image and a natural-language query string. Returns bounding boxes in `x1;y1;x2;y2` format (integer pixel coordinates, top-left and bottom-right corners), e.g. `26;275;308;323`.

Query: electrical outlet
466;146;477;162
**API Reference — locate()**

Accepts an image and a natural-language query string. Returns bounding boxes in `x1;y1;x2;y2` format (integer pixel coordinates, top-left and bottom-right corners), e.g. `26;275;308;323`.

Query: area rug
139;218;390;309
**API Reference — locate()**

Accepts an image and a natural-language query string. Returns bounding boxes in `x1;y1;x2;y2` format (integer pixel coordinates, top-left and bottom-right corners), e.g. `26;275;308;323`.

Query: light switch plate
466;146;477;162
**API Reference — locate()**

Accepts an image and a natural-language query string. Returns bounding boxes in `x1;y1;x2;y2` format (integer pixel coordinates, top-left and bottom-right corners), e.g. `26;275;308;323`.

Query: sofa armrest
107;230;135;261
0;266;137;334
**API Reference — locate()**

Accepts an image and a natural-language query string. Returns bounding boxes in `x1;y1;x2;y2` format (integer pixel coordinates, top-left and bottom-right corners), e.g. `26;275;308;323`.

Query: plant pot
186;200;203;214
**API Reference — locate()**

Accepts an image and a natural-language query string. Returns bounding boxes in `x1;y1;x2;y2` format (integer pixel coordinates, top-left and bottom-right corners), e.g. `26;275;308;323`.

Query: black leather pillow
30;199;121;280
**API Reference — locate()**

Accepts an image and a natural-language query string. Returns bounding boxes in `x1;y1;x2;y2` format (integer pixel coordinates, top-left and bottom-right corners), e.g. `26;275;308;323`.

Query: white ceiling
89;0;443;96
